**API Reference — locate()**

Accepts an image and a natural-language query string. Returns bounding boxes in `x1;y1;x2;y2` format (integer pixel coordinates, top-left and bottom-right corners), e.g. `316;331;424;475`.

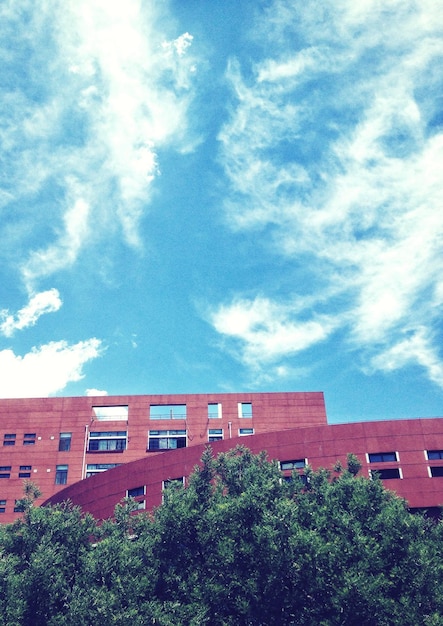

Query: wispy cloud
0;339;103;398
213;0;443;385
211;297;336;368
0;0;197;290
0;1;197;397
0;289;62;337
369;327;443;389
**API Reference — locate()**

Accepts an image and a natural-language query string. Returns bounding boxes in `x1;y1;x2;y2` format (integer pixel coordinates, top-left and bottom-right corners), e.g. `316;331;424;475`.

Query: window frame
280;459;307;471
239;428;254;436
238;402;253;418
0;466;11;479
88;431;127;452
23;433;36;445
127;485;146;509
208;403;222;419
370;467;402;480
92;406;128;421
147;430;187;451
18;465;32;478
14;500;24;513
208;428;223;442
149;404;187;420
59;432;72;452
162;477;185;492
367;452;398;463
86;463;121;477
426;450;443;461
55;464;68;485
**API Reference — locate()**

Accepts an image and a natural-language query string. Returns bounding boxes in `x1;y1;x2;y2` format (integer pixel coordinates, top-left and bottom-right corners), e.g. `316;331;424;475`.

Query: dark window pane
427;450;443;460
128;486;145;497
59;433;72;451
368;452;397;463
371;468;401;480
55;465;68;485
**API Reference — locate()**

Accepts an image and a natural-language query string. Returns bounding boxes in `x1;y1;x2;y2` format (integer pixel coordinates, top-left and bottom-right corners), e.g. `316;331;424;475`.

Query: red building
1;392;443;522
0;392;326;523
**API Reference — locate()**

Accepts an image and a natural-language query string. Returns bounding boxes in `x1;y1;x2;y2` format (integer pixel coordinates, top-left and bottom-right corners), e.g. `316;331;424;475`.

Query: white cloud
0;289;62;337
214;0;443;385
23;190;91;286
211;297;336;368
0;1;198;289
86;388;108;397
370;328;443;389
0;339;103;398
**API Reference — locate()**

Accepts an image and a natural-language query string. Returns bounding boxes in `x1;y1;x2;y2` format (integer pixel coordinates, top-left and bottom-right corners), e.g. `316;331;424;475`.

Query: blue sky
1;0;443;423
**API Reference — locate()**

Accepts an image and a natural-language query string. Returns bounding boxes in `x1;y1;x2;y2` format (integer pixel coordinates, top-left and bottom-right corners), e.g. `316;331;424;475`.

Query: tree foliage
0;447;442;625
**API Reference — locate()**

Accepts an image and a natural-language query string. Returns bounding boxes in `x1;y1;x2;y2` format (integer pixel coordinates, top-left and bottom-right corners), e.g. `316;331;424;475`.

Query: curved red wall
46;418;443;518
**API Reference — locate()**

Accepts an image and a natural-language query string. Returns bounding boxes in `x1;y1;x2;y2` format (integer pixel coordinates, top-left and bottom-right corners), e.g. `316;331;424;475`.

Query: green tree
1;450;443;625
148;446;443;625
0;488;97;626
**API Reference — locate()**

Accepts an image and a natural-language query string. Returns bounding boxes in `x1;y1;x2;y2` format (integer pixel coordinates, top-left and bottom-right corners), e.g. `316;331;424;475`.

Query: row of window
148;402;252;420
0;465;68;484
281;451;443;468
2;433;72;450
126;478;185;508
0;466;32;479
3;433;36;446
86;428;255;453
91;402;253;421
0;499;29;514
280;451;443;481
368;450;443;463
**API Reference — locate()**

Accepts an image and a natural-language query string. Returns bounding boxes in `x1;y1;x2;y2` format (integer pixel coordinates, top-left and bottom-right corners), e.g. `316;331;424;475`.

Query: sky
0;0;443;424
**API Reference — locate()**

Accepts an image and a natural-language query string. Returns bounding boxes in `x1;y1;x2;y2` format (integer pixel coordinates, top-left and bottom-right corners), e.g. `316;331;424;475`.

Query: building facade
0;392;326;523
1;392;443;523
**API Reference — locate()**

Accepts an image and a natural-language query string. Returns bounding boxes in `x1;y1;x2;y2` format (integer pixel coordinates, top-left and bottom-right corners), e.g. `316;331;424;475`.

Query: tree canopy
1;446;442;625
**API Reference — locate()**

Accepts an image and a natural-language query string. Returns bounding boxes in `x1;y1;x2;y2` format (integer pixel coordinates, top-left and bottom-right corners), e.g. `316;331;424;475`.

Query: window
208;403;222;419
149;404;187;420
23;433;36;445
88;431;127;452
86;463;121;477
429;466;443;477
92;406;128;421
238;402;252;418
148;430;187;451
14;500;24;513
370;468;401;480
427;450;443;460
368;452;397;463
283;474;309;486
59;433;72;451
0;466;11;479
19;466;31;478
3;434;16;446
162;477;184;502
55;465;68;485
0;500;5;513
239;428;254;436
208;429;223;442
127;485;146;509
127;485;145;497
163;477;185;491
280;459;307;471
